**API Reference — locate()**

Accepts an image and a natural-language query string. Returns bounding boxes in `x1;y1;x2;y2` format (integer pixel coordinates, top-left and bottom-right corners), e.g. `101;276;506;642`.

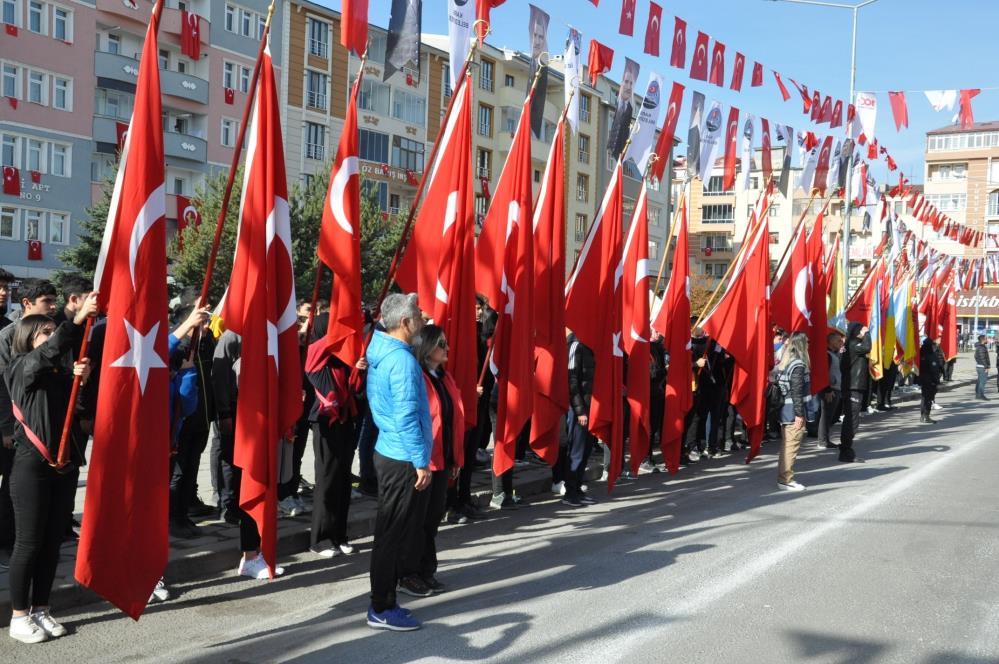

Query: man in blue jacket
365;293;432;632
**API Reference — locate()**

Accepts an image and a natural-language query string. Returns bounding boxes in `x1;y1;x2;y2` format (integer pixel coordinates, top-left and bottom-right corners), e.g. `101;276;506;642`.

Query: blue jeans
976;366;988;398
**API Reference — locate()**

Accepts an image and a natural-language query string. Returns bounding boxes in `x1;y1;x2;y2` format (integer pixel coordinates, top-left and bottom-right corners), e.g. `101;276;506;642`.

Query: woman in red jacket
397;325;464;597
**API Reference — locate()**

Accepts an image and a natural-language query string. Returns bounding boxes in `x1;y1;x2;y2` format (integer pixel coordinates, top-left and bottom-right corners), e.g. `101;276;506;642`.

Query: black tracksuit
565;334;596;499
840;324;871;460
919;339;945;418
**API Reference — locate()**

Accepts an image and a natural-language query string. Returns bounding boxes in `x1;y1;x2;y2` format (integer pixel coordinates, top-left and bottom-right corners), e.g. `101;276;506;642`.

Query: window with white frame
2;0;18;26
90;154;116;182
477;104;492;137
53;6;71;42
702;203;735;223
225;4;234;32
441;64;452;101
50;142;68;176
24;209;43;241
391;135;424;172
923;193;967;212
28;0;44;34
578;133;590;164
703;175;726;195
2;63;18;99
367;32;387;62
225;3;264;39
239;64;250;92
356;76;390;115
53;76;70;111
220;118;238;147
703;234;734;251
928;163;967;182
479;59;494;92
306;70;327;110
305;122;324;160
94;88;132;119
574;213;587;241
307;17;329;58
0;206;17;239
989;191;999;217
649;206;661;227
392;89;425;126
27;139;44;172
648;240;659;260
106;32;120;55
48;211;68;244
1;134;18;167
223;61;235;89
576;174;589;202
580;94;591;123
703;262;729;277
28;70;47;105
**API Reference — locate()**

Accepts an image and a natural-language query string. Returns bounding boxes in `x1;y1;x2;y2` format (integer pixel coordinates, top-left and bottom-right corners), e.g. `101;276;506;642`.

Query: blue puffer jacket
366;330;432;468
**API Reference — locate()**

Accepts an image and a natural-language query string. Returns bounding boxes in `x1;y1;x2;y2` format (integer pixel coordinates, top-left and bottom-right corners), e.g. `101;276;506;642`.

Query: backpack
765;367;784;418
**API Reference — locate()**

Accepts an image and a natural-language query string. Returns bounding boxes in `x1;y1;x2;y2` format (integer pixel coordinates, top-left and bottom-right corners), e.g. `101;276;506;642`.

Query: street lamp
765;0;880;298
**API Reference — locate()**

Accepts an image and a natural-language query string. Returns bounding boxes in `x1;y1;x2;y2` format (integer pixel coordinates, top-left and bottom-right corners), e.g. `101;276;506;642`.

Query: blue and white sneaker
367;605;422;631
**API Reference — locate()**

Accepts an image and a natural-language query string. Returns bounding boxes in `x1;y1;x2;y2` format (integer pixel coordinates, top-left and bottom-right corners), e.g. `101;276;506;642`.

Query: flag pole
304;262;324;345
197;0;276;307
769;189;826;288
652;189;685;296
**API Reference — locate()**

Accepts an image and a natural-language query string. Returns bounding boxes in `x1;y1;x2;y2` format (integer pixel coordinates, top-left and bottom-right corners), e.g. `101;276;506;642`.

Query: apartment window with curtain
50;142;68;176
49;211;68;244
28;0;44;34
476;148;491;179
24;209;43;241
391;136;424;172
479;59;494;92
574;213;587;241
307;17;329;58
577;133;590;164
477;104;492;137
2;0;17;26
306;70;328;110
359;129;389;163
53;77;71;111
221;118;238;147
53;6;71;42
28;70;46;105
576;174;589;202
305;122;325;160
357;77;390;115
988;191;999;217
702;204;734;223
392;89;426;126
0;207;16;240
2;134;20;167
504;74;515;87
580;94;591;123
2;63;18;99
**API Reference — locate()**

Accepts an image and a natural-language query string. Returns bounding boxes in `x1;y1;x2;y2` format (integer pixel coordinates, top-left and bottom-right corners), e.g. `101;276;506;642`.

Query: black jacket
174;332;217;431
3;320;86;466
842;323;872;393
974;342;991;368
212;331;241;420
920;339;945;386
568;334;595;418
650;339;667;391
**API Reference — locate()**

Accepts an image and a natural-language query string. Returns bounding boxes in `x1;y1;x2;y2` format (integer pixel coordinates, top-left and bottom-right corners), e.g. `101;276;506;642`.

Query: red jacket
423;370;465;471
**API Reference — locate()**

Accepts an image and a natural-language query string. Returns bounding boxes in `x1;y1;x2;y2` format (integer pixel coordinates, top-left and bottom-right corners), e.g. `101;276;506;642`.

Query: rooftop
926;120;999;136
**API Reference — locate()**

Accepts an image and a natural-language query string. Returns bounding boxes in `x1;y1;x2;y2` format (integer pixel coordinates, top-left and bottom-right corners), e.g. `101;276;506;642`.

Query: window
769;232;780;245
24;209;43;241
474;195;487;228
95;89;132;119
27;139;44;172
28;0;43;34
2;0;16;26
48;211;67;244
574;213;587;241
53;6;70;42
580;94;591;123
648;240;659;260
172;176;186;195
441;64;452;100
306;70;328;110
391;136;424;172
928;163;968;182
305;122;324;160
307;17;329;58
50;143;68;176
361;180;388;211
226;4;264;39
0;207;16;239
702;204;735;223
476;149;491;179
927;131;999;152
703;235;733;251
359;129;389;163
239;65;250;93
2;134;18;167
577;134;590;164
91;154;115;182
703;176;726;195
479;59;494;92
500;106;518;134
504;74;515;88
106;33;120;55
923;193;967;212
990;192;999;217
28;70;46;105
389;193;401;214
53;77;70;111
357;77;390;115
623;160;642;180
2;63;18;99
223;62;235;90
225;4;235;32
576;174;589;202
703;262;729;278
542;120;557;143
391;89;425;126
367;32;387;62
159;49;169;71
221;118;238;147
176;60;187;74
477;104;492;137
649;206;661;227
991;161;999;184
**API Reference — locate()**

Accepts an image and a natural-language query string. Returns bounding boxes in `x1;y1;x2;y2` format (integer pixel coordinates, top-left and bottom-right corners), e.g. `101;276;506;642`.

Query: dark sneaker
398;576;433;598
367;605;421;631
578;494;597;505
446;509;468;525
423;576;445;593
561;496;583;507
188;499;215;518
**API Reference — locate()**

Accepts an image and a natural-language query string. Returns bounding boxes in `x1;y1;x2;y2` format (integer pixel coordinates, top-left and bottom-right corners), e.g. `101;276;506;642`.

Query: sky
318;0;999;185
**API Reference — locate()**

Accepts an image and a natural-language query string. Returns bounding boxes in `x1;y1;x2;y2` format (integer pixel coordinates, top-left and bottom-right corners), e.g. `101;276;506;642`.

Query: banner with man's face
607;58;639;158
528;4;550;138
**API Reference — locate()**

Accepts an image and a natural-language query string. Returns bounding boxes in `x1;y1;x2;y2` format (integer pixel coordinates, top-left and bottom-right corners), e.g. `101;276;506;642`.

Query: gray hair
778;332;810;371
380;293;421;331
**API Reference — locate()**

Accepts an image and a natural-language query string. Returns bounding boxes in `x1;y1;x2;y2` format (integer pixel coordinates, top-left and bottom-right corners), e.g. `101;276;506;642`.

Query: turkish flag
708;40;725;87
622;182;651;476
2;165;19;195
760;118;772;184
27;240;42;260
619;0;636;36
649;81;684;182
772;71;791;101
530;114;568;462
939;278;957;360
669;16;686;68
30;170;41;183
395;73;478;428
751;61;763;87
115;121;129;151
5;23;17;36
76;6;168;621
587;39;613;86
652;195;691;474
730;51;745;91
479;176;490;199
643;1;662;56
180;10;201;60
689;31;709;81
771;221;809;333
813;135;833;196
807;210;830;393
845;255;886;327
565;161;625;490
831;99;843;128
6;96;16;109
819;96;833;124
224;87;235;104
220;43;302;580
474;92;535;474
810;90;821;121
341;0;370;56
701;190;773;461
318;71;364;368
959;89;979;129
722;106;739;190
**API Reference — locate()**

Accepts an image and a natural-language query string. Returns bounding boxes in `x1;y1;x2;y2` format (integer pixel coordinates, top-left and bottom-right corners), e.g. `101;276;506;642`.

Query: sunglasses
436;338;449;350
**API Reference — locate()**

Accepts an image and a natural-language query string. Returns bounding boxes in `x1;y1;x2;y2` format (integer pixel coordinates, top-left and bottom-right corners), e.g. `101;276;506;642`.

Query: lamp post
766;0;880;299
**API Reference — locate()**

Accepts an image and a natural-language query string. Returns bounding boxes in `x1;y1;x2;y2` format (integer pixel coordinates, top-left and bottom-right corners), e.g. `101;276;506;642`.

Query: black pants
310;418;356;549
475;392;493;451
403;469;447;580
280;414;310;501
217;426;260;551
8;446;77;611
818;392;841;444
649;388;665;460
920;384;938;417
370;452;425;613
356;408;378;494
565;413;596;499
170;422;209;521
450;428;480;509
0;444;14;551
839;391;863;460
877;365;898;408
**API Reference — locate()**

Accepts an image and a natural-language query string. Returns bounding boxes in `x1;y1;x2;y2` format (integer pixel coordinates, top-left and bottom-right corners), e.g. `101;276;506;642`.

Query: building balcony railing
96;0;211;44
95;52;209;105
306;91;328;111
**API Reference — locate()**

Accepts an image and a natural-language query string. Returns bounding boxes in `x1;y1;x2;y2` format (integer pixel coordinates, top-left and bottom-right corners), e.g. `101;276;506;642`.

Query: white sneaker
149;577;170;603
315;548;340;559
932;402;942;411
551;481;566;496
293;496;310;514
777;481;806;492
30;610;67;638
9;615;47;644
277;496;299;517
338;542;355;555
867;406;878;414
687;450;700;462
237;556;286;580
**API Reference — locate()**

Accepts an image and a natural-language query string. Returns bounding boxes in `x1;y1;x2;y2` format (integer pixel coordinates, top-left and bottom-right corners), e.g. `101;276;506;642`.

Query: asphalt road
4;381;999;664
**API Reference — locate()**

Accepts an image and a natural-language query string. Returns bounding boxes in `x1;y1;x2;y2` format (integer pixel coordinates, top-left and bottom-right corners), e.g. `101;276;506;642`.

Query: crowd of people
0;270;988;640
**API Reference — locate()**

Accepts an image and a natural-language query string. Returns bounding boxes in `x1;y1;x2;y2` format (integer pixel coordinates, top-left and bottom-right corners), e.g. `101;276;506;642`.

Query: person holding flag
839;322;871;463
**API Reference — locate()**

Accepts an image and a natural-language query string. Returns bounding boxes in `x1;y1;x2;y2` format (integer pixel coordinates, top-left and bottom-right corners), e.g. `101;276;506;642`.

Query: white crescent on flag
329;156;359;235
695;44;706;66
182;205;198;224
794;266;813;325
128;184;166;289
265;196;298;335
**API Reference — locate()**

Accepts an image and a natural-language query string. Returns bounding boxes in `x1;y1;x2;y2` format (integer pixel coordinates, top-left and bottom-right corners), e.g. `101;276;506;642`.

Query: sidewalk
0;351;984;623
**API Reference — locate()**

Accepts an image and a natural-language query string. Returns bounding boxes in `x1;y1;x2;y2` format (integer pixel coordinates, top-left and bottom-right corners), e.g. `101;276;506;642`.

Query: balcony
164;131;207;163
96;52;209;104
96;0;211;45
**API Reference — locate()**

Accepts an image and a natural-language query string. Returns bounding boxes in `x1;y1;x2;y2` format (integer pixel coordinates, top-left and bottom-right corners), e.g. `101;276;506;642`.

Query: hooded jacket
841;323;872;393
366;330;432;468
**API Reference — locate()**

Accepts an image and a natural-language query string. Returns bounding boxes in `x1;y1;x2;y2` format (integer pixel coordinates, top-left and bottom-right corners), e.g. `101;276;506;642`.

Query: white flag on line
564;27;582;132
625;71;665;175
447;0;473;89
737;113;754;193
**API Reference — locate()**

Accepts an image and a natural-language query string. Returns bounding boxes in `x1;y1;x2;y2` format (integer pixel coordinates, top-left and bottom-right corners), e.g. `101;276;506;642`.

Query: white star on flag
109;319;166;394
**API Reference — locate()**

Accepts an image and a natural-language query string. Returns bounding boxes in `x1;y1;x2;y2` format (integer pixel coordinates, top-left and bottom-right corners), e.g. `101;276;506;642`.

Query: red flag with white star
621;182;651;476
77;0;169;620
221;40;302;579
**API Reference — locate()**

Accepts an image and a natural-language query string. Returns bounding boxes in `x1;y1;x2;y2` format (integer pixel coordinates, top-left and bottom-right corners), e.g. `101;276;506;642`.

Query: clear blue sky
319;0;999;185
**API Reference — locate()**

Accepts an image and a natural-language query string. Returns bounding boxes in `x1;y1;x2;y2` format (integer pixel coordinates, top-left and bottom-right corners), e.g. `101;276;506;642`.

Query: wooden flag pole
652;189;686;296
